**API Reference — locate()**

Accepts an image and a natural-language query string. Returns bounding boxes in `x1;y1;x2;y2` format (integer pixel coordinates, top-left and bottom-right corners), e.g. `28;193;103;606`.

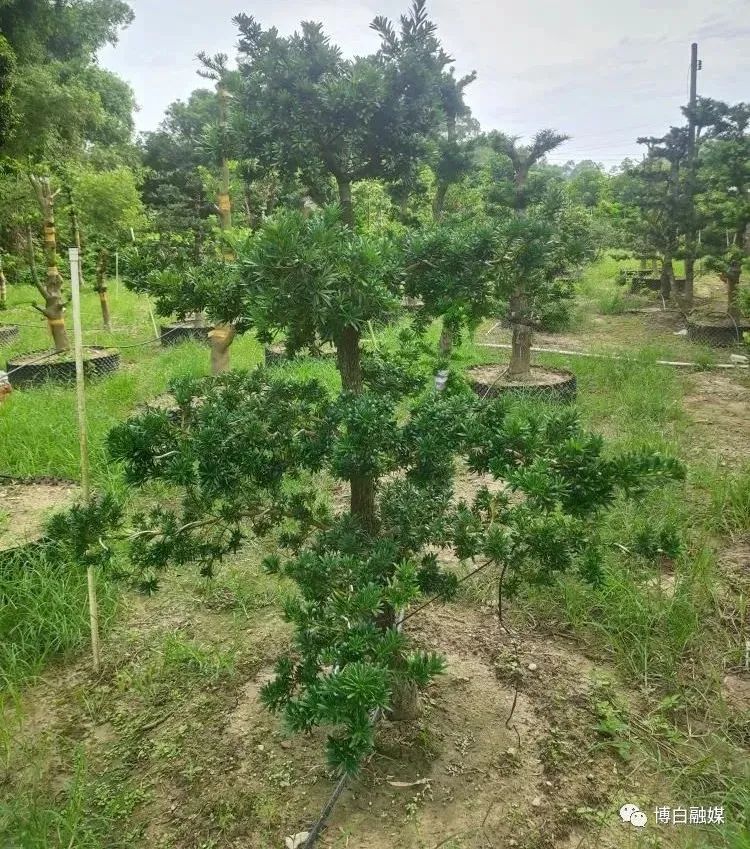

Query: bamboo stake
148;301;160;341
69;248;100;673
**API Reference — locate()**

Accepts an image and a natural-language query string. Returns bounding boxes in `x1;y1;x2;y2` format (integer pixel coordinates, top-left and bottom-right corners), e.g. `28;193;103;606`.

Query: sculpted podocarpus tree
618;128;689;301
403;217;497;359
109;203;684;782
106;2;684;793
697;100;750;321
232;0;453;508
485;130;573;379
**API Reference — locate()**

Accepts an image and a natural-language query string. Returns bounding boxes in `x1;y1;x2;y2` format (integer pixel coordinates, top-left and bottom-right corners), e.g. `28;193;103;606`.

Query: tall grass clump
704;465;750;538
0;544;116;691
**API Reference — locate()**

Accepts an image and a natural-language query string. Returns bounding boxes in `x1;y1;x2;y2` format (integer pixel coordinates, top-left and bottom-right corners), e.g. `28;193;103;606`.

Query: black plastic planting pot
467;365;577;404
160;321;215;347
6;347;120;388
629;277;662;294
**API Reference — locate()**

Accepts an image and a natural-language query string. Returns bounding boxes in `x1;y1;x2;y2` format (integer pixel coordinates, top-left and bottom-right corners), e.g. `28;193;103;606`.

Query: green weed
0;545;116;692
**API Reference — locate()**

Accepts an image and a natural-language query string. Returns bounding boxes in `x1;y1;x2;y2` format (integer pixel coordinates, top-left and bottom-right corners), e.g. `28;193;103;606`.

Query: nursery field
2;2;749;848
1;259;748;849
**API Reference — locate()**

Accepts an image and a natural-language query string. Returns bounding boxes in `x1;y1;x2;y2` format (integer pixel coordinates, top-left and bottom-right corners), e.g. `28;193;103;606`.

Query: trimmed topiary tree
108;202;685;786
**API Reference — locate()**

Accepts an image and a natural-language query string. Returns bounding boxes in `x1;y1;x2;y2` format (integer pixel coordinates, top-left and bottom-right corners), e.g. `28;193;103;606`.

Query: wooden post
684;43;699;306
69;248;100;673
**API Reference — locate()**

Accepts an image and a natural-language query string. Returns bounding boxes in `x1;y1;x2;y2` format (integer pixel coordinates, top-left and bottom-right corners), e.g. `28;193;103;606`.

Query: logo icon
620;804;648;828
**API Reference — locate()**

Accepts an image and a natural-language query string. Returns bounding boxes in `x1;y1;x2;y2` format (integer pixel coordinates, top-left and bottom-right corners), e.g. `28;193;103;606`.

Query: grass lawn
1;284;264;484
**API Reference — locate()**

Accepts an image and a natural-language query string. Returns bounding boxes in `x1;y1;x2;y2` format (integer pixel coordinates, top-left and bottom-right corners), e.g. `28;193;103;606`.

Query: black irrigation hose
82;325;179;350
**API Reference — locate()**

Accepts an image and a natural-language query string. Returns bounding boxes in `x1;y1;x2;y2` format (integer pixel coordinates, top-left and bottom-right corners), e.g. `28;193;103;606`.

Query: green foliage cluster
108;352;683;774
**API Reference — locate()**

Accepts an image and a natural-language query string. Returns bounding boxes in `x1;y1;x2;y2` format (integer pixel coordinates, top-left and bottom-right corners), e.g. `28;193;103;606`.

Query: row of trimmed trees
612;99;749;319
122;10;596;380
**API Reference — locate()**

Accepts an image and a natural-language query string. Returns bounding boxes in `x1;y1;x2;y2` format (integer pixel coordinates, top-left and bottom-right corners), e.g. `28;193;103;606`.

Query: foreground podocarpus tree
109;203;685;787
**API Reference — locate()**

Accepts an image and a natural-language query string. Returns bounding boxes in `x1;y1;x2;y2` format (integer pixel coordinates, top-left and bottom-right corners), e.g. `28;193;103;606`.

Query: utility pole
684;42;699;306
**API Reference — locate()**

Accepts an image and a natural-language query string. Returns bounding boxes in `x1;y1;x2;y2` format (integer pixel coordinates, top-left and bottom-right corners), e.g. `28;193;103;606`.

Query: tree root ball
6;347;120;388
686;315;750;347
467;364;577;403
263;345;337;367
160;320;215;347
0;325;20;346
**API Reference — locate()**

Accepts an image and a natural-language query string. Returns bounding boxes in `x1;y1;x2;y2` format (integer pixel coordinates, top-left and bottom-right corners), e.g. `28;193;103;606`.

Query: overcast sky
99;0;750;168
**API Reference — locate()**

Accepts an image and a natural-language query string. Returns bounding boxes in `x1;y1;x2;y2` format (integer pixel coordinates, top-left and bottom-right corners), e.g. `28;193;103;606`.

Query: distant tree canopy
0;34;15;146
0;0;135;161
140;89;219;234
232;0;454;225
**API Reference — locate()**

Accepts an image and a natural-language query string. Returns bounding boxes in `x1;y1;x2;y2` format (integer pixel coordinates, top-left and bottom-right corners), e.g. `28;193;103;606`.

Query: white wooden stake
69;248;101;673
148;300;160;341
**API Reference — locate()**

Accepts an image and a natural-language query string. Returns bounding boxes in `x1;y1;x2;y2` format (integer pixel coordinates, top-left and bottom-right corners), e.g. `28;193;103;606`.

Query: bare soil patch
682;371;750;462
467;364;572;387
4;568;650;849
0;478;79;551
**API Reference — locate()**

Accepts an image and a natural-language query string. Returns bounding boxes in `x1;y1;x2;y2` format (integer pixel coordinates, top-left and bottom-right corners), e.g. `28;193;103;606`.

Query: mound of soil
467;364;577;403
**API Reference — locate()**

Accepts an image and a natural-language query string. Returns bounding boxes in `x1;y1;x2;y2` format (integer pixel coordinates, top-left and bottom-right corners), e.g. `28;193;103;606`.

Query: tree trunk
218;193;232;233
26;223;39;289
31;176;69;351
507;293;532;380
660;256;674;300
66;186;84;286
213;112;237;371
208;324;236;375
335;179;377;530
432;181;448;222
336;324;377;531
438;322;453;357
217;83;232;231
727;224;748;321
337;179;355;229
95;249;111;331
684;255;694;307
388;678;421;721
727;262;741;321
